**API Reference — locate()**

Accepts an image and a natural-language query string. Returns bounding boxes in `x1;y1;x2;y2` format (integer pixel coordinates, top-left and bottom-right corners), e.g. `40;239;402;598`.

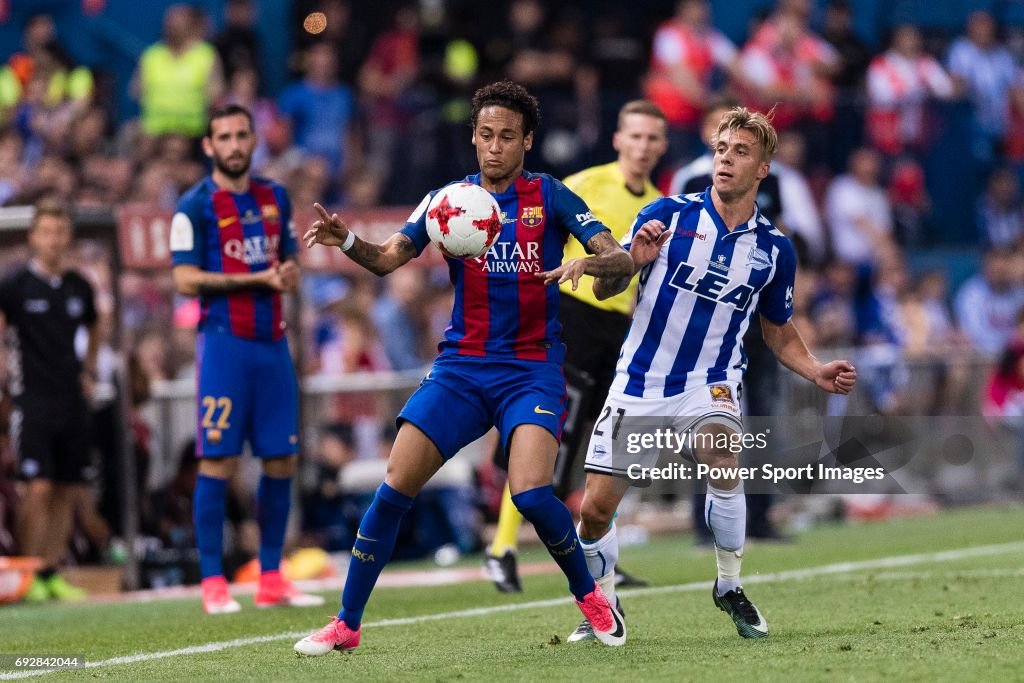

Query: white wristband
340;231;356;252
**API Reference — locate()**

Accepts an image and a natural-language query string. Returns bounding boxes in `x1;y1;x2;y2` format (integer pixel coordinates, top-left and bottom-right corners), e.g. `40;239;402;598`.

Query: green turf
2;505;1024;681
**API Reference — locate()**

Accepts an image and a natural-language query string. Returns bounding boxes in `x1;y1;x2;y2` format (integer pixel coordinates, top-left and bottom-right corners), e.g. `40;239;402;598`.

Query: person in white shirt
825;147;894;268
773;130;826;264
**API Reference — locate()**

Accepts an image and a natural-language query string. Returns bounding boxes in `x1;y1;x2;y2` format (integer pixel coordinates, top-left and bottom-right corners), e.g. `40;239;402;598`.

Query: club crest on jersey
669;262;755;311
747;247;772;271
709;385;733;402
520;206;544;227
261;204;279;221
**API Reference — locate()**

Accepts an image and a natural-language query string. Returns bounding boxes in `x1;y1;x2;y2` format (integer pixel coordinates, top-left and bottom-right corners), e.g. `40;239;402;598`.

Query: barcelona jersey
400;171;610;364
170;176;297;341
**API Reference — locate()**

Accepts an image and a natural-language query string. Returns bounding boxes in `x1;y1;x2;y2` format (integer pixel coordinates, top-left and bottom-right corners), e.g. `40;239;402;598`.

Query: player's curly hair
470;80;541;136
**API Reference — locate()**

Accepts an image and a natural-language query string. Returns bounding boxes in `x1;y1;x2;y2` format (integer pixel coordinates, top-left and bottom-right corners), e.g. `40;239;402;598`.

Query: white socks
579;521;619;604
706;483;746;595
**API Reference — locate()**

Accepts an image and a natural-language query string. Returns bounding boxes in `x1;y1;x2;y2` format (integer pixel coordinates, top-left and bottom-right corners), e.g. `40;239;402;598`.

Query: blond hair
617;100;667;129
713;107;778;159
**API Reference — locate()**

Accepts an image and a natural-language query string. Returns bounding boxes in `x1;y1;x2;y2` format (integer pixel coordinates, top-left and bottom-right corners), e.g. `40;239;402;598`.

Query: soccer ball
425;183;502;259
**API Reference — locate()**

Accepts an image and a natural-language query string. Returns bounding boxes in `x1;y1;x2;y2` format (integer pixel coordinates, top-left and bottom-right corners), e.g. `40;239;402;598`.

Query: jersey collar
701;187;766;240
28;259;63;288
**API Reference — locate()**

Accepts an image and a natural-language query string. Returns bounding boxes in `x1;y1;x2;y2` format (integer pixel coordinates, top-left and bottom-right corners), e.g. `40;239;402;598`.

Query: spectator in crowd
0;199;99;601
134;4;224;140
825;147;894;268
495;0;575;89
887;157;932;247
479;1;595;179
23;155;77;204
982;321;1024;484
300;423;360;552
358;4;420;199
0;14;93;118
740;0;838;153
947;10;1021;171
371;268;431;371
279;42;357;195
977;167;1024;248
773;129;826;264
67;107;110;162
810;260;859;348
213;0;260;82
644;0;741;161
866;24;954;158
821;0;872;170
0;128;24;204
914;270;959;349
821;0;872;93
955;246;1024;357
293;0;369;86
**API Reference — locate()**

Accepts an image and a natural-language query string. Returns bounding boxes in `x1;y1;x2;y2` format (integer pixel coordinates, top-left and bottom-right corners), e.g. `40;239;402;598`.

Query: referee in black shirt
0;198;99;601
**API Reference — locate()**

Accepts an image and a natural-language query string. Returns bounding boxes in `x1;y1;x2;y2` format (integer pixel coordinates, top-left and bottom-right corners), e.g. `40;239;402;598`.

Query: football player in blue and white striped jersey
568;107;857;644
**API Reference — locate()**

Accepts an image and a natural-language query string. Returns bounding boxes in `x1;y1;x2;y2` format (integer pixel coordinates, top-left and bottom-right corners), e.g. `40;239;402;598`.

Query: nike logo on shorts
534;406;555;415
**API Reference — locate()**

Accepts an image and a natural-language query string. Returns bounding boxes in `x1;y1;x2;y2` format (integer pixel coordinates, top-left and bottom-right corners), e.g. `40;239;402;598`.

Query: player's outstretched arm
172;263;289;297
761;317;857;395
592;220;670;300
303;202;415;277
537;231;634;298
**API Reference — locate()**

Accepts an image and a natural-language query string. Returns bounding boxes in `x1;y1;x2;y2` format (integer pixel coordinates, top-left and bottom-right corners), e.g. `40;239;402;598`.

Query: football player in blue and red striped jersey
171;104;323;614
294;81;640;655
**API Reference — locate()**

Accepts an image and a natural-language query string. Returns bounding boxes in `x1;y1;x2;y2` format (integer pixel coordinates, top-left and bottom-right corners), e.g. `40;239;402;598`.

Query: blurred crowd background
2;0;1024;590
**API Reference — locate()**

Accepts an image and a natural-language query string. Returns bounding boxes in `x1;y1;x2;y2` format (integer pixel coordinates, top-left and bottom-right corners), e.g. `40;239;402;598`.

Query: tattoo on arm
585;231;635;276
584;231;620;256
345;233;416;276
585;231;636;299
196;271;266;294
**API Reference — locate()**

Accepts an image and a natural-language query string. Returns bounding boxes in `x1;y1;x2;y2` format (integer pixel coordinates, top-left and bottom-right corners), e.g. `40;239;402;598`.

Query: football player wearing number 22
171;104;323;615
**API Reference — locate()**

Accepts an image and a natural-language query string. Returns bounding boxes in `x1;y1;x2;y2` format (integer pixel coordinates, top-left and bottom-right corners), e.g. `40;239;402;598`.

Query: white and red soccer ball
425;183;502;259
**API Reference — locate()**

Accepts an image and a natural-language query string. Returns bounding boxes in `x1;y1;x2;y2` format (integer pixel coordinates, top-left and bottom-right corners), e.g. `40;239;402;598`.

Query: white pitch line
2;540;1023;680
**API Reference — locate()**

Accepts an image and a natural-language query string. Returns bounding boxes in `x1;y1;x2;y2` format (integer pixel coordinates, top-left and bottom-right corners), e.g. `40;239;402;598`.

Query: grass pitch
2;504;1023;682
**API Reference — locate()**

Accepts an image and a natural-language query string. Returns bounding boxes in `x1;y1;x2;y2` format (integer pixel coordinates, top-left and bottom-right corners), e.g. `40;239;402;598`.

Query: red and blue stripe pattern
205;180;289;341
426;172;605;364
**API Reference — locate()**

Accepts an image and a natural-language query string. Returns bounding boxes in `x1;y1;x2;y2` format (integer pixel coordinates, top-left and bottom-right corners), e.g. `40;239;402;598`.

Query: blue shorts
195;330;299;458
398;354;567;463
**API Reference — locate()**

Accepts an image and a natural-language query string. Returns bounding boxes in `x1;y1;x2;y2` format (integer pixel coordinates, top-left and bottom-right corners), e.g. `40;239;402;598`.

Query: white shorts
584;381;743;477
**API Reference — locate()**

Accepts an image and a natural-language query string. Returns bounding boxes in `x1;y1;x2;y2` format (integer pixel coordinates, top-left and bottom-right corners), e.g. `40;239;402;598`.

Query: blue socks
339;482;414;630
194;474;228;579
512;485;594;601
257;474;292;573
